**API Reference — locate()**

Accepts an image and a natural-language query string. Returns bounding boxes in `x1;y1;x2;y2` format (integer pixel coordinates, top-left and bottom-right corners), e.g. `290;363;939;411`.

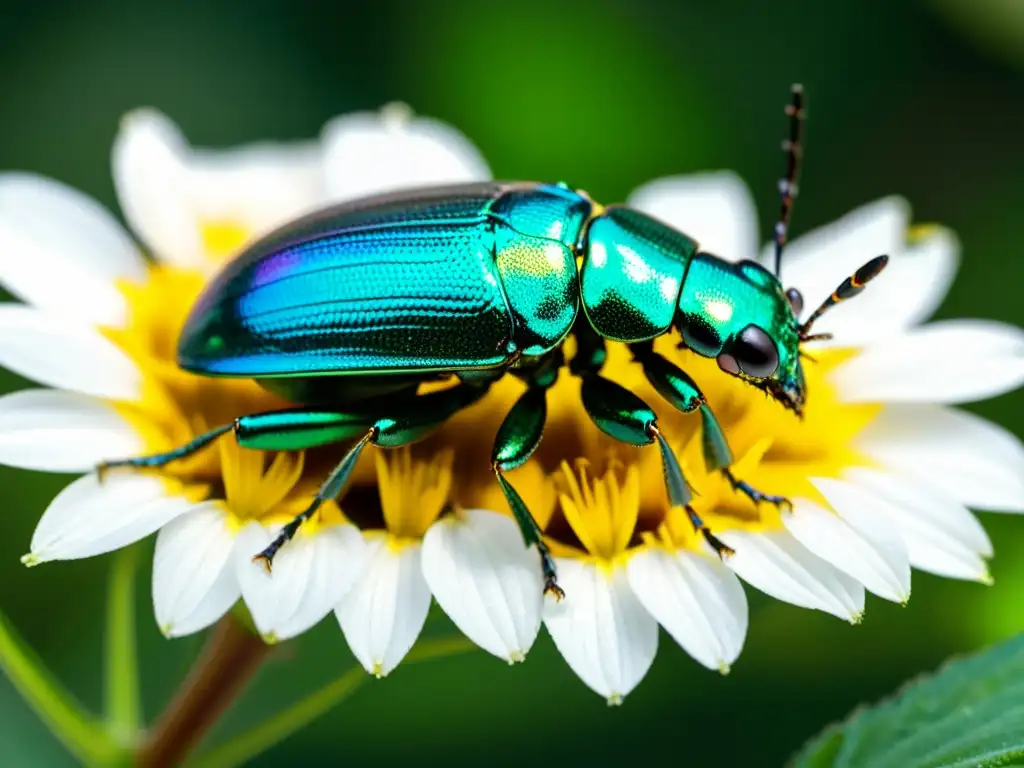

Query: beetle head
676;253;806;414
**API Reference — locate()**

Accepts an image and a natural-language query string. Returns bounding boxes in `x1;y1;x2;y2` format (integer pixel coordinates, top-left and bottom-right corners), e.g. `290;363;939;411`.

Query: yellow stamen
218;438;305;522
556;459;640;561
376;448;453;539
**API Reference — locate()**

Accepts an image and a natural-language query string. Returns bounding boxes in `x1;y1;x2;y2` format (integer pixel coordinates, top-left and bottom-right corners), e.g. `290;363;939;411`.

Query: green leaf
791;634;1024;768
0;605;121;767
104;545;142;746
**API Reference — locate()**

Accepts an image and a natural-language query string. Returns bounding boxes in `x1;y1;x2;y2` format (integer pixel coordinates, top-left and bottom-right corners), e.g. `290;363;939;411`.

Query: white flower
2;99;1021;707
2;105;492;642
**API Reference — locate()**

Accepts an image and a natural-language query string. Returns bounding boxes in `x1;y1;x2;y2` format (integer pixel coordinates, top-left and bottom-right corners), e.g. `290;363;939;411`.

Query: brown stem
136;616;271;768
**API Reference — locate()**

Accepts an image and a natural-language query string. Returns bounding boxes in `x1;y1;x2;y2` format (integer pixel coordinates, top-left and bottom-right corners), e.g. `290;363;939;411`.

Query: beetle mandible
100;85;888;598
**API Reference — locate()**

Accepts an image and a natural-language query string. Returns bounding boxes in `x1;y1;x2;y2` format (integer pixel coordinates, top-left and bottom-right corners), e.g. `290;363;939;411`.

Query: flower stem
190;635;477;768
188;667;365;768
136;616;271;768
0;606;119;766
104;545;142;746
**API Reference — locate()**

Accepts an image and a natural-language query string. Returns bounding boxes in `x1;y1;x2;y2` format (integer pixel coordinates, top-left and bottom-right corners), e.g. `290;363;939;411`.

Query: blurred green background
1;0;1023;765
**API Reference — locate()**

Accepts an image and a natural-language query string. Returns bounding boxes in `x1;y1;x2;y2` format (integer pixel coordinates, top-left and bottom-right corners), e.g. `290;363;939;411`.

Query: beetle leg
248;382;490;570
575;364;733;560
571;331;732;554
629;342;792;513
721;469;790;509
95;400;381;481
252;428;376;573
97;423;236;480
492;378;564;600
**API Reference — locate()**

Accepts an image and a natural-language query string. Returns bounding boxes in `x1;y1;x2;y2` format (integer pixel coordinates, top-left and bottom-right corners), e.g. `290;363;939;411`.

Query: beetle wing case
177;181;593;378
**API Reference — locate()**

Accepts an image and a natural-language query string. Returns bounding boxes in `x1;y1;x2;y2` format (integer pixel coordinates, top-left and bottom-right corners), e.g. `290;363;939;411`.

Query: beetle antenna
799;255;889;340
773;84;805;277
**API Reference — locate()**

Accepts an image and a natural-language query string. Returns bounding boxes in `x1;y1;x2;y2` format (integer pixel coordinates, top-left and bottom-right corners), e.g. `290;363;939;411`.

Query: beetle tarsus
700;526;736;560
252;515;307;573
544;579;566;601
538;544;564;600
723;469;792;511
683;504;733;559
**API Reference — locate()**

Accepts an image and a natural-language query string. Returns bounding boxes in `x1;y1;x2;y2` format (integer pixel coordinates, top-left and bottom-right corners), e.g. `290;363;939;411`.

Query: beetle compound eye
732;324;779;378
785;287;804;316
681;320;722;357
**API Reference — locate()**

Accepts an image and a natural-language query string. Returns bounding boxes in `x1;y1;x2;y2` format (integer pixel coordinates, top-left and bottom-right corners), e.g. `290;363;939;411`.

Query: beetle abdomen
178;183;519;377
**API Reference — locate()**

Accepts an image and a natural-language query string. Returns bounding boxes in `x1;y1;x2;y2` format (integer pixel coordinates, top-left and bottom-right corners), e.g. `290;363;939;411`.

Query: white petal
788;484;911;603
322;104;490;202
627;172;758;260
834;320;1024;404
26;473;191;564
0;389;143;472
719;529;865;621
421;509;543;663
235;523;303;638
844;467;992;582
0;174;144;326
542;559;657;704
189;142;325;240
272;525;367;641
0;306;142;400
235;522;366;641
627;548;747;672
336;538;431;677
804;228;958;346
153;502;239;637
113;109;204;268
874;228;958;329
772;196;908;335
858;404;1024;513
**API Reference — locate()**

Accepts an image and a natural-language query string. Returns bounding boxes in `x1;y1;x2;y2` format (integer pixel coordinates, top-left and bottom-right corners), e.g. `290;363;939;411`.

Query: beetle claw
701;528;735;560
251;552;274;574
539;547;565;600
544;578;566;601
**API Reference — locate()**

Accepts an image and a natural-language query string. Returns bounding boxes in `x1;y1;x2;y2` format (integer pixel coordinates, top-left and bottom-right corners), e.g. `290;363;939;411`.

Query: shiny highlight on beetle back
580;206;698;343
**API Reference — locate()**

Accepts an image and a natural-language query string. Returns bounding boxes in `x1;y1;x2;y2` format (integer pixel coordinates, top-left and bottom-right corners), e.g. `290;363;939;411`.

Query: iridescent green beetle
100;85;888;598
